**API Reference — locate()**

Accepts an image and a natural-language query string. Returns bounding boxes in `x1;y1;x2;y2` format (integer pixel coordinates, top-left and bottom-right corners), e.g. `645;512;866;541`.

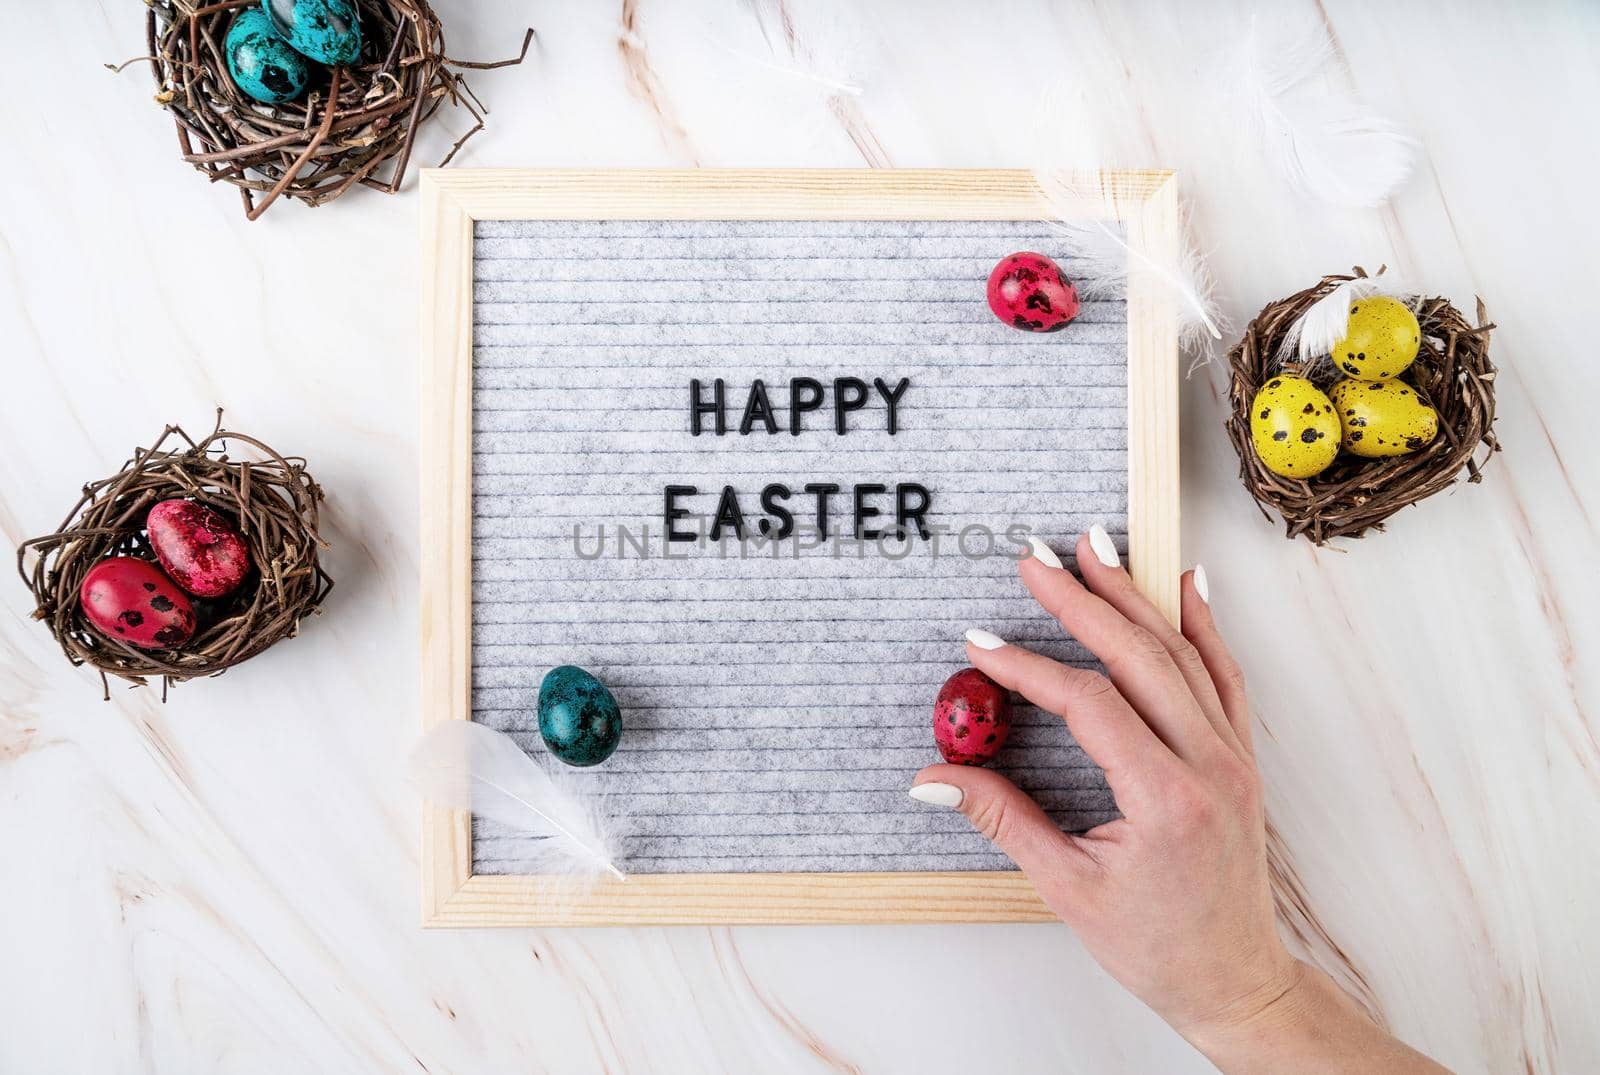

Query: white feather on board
410;721;626;884
1239;16;1419;209
1034;170;1229;365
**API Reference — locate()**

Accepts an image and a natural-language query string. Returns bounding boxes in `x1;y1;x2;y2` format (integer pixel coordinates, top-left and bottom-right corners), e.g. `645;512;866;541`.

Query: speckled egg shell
986;252;1079;332
225;9;311;104
147;499;253;598
538;665;622;767
1329;378;1439;458
1332;296;1421;381
79;556;196;651
933;668;1011;766
263;0;361;66
1250;375;1340;479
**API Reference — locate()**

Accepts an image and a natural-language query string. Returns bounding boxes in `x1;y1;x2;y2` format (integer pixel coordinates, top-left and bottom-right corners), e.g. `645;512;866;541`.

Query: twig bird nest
136;0;530;220
18;414;333;697
1225;269;1500;544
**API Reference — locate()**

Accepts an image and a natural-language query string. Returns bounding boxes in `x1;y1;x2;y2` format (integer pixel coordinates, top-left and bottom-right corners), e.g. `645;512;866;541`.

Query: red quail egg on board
986;252;1079;332
933;668;1012;766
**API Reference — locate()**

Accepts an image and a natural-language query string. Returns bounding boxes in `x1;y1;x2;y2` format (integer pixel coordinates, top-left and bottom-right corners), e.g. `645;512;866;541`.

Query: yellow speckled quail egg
1332;296;1421;381
1250;374;1341;478
1329;378;1439;458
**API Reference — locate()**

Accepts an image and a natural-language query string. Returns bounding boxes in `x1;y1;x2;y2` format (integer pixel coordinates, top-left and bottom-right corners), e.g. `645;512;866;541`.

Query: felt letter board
421;170;1180;926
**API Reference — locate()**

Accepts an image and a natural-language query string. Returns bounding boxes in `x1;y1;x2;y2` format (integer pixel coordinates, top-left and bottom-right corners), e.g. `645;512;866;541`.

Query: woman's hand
910;528;1448;1074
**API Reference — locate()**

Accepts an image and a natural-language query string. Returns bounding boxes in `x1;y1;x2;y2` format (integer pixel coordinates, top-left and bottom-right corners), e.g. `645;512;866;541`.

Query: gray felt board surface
470;219;1127;875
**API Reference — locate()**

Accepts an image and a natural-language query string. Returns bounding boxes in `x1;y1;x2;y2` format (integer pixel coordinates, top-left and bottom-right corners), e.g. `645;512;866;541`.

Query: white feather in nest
1034;170;1228;367
1275;270;1416;374
1240;16;1418;209
410;721;626;885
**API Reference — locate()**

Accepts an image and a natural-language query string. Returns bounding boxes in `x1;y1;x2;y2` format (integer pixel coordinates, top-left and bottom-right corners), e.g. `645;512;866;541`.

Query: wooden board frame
421;169;1180;926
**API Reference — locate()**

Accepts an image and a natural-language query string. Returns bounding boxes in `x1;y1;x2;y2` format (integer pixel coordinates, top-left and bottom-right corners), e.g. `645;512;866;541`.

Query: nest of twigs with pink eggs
1225;268;1501;544
133;0;529;220
17;414;333;697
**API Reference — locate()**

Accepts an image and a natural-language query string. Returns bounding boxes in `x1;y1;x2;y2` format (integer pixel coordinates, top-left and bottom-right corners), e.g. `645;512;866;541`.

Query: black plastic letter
664;485;698;542
834;377;869;435
874;377;911;435
690;378;726;436
709;485;746;541
854;483;886;540
894;482;931;540
803;482;840;537
789;377;824;436
740;379;779;435
759;483;794;539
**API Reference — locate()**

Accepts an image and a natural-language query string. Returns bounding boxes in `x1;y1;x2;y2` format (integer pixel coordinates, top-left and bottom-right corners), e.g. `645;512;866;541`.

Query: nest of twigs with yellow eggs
17;414;333;698
1225;268;1500;544
134;0;530;220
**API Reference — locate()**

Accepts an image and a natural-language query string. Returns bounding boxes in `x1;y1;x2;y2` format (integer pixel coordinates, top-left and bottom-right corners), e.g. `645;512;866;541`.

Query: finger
911;763;1097;888
1018;536;1222;766
1180;567;1255;757
1072;530;1246;761
965;634;1176;818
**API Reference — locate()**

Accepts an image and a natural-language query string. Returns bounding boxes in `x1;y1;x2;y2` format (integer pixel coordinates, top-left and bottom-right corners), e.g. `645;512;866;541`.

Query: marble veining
2;1;1597;1072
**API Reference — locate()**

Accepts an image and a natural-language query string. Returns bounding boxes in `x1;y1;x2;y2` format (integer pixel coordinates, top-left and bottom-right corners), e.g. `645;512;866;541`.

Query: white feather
1241;16;1418;208
1038;215;1130;303
1281;279;1362;366
740;0;870;95
1275;271;1416;373
1034;170;1228;362
409;722;625;883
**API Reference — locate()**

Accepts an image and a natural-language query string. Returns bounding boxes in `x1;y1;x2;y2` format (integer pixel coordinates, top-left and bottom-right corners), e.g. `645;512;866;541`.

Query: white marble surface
3;2;1598;1072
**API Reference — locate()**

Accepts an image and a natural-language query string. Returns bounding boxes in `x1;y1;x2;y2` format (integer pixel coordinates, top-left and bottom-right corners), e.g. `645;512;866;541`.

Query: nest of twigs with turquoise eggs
1225;268;1500;545
136;0;530;220
17;414;333;698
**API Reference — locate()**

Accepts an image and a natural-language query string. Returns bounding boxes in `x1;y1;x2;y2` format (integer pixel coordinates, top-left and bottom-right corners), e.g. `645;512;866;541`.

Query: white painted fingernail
909;783;963;808
1026;536;1063;570
1088;524;1120;568
965;628;1006;651
1193;564;1210;604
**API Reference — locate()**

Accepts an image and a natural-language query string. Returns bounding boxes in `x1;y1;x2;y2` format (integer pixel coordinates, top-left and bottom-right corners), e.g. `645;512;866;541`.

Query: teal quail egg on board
263;0;362;66
537;666;622;767
225;9;312;104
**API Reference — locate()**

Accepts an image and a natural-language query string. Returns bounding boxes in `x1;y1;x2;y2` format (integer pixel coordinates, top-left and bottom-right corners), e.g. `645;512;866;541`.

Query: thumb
911;764;1087;884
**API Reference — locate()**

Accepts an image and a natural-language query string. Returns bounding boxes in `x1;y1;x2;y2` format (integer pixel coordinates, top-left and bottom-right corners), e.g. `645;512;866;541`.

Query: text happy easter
664;377;931;543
